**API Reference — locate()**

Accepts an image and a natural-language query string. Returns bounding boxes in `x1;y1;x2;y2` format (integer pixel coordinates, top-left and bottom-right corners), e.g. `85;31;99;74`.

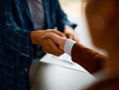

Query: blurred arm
42;33;107;74
71;43;107;74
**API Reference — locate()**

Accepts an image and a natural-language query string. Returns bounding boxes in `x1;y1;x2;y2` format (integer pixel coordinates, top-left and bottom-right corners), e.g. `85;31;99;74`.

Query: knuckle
50;33;54;36
62;33;65;37
52;29;57;32
61;33;64;36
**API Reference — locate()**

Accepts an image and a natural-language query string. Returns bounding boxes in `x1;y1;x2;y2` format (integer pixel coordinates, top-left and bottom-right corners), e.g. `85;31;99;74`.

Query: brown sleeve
71;43;107;74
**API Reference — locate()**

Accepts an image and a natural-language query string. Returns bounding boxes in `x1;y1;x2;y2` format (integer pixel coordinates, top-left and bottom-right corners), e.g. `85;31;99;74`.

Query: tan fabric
71;43;119;90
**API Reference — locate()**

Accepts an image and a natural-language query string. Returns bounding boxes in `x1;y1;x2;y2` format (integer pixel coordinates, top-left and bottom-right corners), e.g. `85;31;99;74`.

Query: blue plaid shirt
0;0;76;90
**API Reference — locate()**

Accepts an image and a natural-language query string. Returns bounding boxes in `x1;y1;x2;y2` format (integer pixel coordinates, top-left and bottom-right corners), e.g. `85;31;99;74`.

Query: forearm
71;43;107;74
31;31;39;44
63;25;73;32
42;32;106;73
42;32;106;74
63;39;106;74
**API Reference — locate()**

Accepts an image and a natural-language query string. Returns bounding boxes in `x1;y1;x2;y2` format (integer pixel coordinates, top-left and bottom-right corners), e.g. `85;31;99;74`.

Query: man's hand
64;25;80;43
31;29;65;56
42;33;67;51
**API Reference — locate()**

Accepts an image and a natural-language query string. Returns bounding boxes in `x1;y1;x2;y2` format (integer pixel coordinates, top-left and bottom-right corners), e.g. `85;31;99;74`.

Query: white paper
58;53;72;62
40;53;88;73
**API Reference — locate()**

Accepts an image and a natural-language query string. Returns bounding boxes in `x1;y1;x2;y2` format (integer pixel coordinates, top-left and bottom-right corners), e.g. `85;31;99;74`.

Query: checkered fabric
0;0;76;90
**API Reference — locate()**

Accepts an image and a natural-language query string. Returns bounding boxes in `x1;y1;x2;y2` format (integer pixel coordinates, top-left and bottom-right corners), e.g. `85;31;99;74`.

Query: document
40;53;88;73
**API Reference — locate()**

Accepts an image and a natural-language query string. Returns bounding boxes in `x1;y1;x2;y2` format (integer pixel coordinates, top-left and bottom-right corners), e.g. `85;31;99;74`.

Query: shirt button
25;68;28;72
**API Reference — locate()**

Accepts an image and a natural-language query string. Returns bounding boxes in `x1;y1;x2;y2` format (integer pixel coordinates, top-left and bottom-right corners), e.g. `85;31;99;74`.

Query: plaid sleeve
0;0;34;59
55;0;77;32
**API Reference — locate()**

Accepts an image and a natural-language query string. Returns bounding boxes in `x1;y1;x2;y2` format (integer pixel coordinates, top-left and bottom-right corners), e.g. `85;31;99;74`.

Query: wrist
31;31;42;44
63;25;73;32
31;31;37;44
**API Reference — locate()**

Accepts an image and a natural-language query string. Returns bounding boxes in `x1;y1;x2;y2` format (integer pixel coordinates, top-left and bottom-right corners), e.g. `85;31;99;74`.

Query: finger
56;53;64;57
41;33;53;40
74;36;80;43
49;29;66;38
68;35;73;40
47;39;64;55
44;51;48;53
41;34;49;39
76;39;80;43
42;32;65;40
44;48;63;56
42;48;48;54
42;47;47;53
42;39;64;56
43;49;49;53
64;33;73;39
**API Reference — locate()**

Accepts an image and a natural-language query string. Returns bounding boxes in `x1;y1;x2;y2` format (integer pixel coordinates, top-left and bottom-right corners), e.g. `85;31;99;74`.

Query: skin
31;29;65;56
30;25;80;56
42;33;67;51
63;25;80;43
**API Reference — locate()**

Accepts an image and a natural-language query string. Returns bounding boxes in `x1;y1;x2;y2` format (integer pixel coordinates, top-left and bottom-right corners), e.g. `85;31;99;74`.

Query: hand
42;33;67;51
31;29;65;56
64;25;80;43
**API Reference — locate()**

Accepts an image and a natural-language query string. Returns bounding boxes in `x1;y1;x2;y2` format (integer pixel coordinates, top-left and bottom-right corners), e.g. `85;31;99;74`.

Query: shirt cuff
64;39;76;56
